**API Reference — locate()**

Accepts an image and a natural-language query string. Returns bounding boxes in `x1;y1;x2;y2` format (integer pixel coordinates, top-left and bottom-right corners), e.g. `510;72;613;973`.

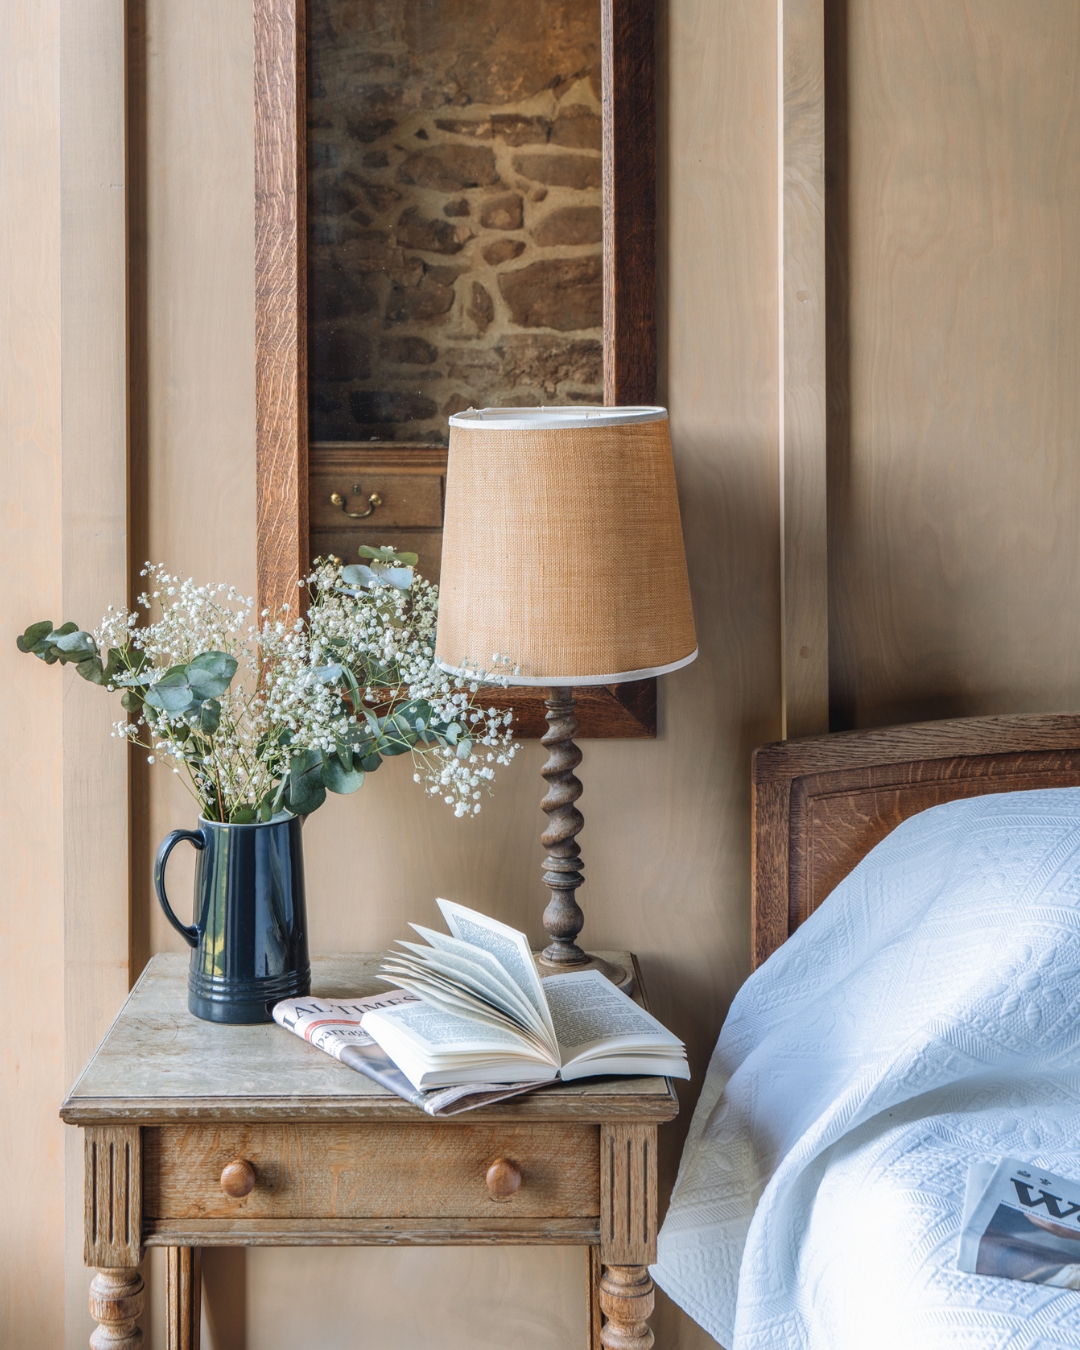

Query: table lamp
435;406;697;987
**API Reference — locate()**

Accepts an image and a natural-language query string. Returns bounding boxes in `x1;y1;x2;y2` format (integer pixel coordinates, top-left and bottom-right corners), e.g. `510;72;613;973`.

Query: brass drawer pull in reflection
330;485;383;519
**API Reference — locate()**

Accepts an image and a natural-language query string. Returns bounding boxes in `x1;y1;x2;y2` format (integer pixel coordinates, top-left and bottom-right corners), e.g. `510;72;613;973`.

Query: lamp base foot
534;951;633;995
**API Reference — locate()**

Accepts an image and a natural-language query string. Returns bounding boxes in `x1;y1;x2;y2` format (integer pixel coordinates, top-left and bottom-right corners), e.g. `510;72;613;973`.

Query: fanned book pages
272;990;544;1116
362;899;690;1090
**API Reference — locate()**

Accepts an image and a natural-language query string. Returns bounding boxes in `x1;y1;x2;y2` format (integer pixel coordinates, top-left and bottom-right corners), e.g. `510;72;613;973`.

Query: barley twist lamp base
535;687;632;993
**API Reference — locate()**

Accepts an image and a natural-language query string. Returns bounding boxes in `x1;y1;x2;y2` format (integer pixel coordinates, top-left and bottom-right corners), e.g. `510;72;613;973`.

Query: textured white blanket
654;789;1080;1349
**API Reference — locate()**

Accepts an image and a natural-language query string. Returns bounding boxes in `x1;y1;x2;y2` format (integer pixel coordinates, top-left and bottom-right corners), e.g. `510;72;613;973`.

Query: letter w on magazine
361;898;690;1091
272;991;546;1116
958;1157;1080;1287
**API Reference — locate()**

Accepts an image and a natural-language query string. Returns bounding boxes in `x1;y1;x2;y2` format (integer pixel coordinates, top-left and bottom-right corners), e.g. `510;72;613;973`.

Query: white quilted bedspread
654;789;1080;1349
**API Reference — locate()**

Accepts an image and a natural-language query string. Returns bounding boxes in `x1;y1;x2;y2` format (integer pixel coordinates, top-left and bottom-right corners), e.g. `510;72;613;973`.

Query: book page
365;998;547;1053
376;963;547;1047
543;970;685;1059
436;898;555;1040
402;929;550;1039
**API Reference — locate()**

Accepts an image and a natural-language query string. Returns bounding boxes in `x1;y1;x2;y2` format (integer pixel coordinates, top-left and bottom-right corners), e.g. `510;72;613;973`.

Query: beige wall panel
829;0;1080;727
142;0;258;965
138;0;778;1345
0;4;66;1347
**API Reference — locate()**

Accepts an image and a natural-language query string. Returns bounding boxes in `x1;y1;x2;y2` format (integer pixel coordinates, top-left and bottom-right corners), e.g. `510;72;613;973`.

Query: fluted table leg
89;1268;144;1350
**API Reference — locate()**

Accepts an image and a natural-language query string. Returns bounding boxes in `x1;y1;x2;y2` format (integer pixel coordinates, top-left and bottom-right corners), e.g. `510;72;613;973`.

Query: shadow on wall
202;1248;247;1348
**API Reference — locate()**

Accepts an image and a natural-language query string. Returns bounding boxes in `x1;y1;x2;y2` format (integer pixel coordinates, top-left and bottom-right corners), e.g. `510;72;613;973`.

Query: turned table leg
599;1124;658;1350
167;1247;202;1350
598;1265;655;1349
89;1268;144;1350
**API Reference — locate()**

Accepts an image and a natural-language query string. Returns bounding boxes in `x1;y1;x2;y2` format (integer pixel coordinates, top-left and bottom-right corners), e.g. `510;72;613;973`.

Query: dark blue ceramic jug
154;815;311;1023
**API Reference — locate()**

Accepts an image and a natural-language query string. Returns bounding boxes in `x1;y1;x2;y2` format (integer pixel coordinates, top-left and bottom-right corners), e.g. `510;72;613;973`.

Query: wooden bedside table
62;953;679;1350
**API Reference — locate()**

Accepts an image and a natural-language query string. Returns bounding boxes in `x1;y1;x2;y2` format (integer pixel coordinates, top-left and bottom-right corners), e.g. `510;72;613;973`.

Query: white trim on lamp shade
447;405;668;431
436;647;698;687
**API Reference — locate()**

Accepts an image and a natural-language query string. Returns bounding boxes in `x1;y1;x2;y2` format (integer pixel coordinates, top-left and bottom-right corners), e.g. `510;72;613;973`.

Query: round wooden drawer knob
220;1159;256;1198
485;1157;522;1201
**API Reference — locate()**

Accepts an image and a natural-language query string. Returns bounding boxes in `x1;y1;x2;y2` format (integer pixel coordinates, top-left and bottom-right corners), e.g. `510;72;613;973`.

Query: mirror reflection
307;0;604;445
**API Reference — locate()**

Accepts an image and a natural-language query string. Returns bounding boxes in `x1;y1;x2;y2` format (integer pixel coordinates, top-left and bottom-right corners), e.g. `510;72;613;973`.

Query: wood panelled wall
3;1;1079;1349
827;0;1080;730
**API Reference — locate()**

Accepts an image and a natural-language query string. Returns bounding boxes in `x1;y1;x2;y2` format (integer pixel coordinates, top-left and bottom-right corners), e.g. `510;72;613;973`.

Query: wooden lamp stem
537;688;631;989
540;687;588;965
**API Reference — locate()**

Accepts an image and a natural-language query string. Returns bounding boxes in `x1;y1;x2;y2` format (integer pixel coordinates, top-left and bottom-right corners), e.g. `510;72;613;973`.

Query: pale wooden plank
1;5;67;1346
58;0;133;1342
829;0;1080;730
144;1217;601;1246
62;954;678;1124
778;0;828;738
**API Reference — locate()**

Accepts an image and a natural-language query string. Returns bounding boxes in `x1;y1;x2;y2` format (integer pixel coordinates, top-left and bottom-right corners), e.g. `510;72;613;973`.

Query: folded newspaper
958;1158;1080;1287
364;898;690;1089
273;990;545;1116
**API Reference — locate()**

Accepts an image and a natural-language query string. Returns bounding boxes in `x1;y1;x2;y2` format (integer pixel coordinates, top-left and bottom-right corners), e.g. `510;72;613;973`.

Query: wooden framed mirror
254;0;657;736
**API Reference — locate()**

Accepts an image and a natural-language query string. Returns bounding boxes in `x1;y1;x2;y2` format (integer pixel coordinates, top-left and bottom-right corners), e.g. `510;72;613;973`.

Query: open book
272;990;543;1116
362;899;690;1090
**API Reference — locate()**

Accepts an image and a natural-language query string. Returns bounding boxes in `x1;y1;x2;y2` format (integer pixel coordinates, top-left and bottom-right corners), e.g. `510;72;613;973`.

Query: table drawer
144;1123;599;1220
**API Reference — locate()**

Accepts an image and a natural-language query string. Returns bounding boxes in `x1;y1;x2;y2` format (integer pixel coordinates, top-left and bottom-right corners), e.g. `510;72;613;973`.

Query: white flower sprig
18;555;517;823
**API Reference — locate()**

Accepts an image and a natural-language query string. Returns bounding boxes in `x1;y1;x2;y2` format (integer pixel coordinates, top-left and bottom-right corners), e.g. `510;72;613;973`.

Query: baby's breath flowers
16;552;517;823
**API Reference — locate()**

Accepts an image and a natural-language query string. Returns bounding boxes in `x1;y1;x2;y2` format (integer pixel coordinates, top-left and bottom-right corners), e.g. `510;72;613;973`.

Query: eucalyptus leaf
359;751;382;772
102;647;126;683
76;655;105;685
121;689;143;713
229;806;257;824
357;545;418;566
286;749;327;815
51;629;98;661
321;753;365;795
144;666;197;714
185;650;237;699
16;620;53;652
198;699;221;734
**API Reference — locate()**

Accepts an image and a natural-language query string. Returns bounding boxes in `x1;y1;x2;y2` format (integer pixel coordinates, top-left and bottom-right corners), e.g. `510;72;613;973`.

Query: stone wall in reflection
307;0;604;444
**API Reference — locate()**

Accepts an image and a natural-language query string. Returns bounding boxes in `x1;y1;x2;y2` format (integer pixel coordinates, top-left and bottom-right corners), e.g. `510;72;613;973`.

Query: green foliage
16;550;517;824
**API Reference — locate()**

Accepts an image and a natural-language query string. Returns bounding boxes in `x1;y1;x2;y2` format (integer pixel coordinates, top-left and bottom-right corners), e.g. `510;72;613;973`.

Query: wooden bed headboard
751;713;1080;969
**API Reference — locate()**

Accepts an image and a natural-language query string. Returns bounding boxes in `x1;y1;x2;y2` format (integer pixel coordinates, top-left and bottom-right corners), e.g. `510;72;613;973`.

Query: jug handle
154;828;205;948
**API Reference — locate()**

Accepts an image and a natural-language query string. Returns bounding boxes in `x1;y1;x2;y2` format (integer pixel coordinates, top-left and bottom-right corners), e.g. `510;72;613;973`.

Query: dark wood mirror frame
254;0;657;737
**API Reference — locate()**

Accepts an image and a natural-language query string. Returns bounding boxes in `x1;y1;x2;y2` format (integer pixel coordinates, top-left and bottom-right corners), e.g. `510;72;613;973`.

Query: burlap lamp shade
435;406;697;987
435;406;697;684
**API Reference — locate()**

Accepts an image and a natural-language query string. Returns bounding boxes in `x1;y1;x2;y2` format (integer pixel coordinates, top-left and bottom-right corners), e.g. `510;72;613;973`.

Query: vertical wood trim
166;1247;202;1350
599;1123;658;1265
59;0;133;1339
255;0;308;619
778;0;829;738
602;0;657;406
587;1246;603;1350
83;1127;142;1268
750;775;792;969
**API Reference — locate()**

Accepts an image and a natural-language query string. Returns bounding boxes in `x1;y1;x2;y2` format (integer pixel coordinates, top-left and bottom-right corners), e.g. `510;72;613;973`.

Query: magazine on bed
958;1158;1080;1288
272;990;545;1116
362;898;690;1090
